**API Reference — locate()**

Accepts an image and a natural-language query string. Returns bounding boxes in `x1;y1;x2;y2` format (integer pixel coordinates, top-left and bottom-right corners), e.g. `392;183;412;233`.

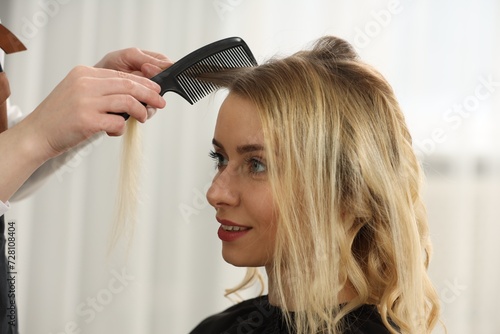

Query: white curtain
1;0;499;333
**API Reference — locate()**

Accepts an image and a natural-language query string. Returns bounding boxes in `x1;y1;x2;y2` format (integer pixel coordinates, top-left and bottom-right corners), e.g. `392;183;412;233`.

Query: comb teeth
176;45;256;104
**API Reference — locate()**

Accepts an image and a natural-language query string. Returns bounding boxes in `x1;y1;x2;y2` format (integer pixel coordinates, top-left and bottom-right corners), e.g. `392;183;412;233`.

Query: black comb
120;37;257;120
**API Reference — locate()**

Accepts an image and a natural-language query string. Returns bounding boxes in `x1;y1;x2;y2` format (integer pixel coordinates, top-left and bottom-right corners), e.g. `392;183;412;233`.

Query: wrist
0;119;51;202
13;111;59;164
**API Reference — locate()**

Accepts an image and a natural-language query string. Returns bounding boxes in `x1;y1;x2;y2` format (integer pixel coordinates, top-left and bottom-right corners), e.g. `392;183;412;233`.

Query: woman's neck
265;266;358;310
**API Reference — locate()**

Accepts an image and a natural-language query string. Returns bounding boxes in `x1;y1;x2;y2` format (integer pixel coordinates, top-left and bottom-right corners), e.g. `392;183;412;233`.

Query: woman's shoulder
190;296;394;334
343;304;395;334
189;295;284;334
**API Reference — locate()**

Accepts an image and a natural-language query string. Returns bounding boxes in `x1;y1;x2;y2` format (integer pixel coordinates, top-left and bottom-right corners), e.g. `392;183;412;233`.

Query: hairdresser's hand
19;65;166;160
95;48;172;119
1;64;166;202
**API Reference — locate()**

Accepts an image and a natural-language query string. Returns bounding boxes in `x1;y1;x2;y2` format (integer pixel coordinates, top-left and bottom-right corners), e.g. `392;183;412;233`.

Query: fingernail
147;106;157;119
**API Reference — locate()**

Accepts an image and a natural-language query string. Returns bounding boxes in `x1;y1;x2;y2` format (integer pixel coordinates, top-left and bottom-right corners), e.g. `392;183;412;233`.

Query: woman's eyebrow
212;138;264;154
236;144;264;154
212;138;223;149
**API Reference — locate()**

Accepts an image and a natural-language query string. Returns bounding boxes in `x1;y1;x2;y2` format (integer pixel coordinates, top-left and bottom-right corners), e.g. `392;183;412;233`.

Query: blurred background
1;0;499;333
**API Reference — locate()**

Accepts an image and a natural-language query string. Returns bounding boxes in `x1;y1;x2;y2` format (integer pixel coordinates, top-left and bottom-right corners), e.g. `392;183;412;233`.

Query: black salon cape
0;215;18;334
190;295;392;334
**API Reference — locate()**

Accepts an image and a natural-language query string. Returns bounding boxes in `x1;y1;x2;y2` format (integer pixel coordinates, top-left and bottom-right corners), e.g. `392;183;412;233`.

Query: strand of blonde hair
109;118;142;253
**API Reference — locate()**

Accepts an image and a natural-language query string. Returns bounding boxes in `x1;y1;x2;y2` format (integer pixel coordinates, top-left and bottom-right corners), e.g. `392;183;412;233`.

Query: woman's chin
222;252;262;268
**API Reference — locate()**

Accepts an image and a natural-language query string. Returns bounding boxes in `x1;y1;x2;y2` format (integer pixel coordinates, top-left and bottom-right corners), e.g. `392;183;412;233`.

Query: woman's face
206;93;277;268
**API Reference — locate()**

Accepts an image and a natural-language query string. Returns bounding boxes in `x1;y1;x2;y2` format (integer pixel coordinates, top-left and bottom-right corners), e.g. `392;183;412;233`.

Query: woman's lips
216;218;252;242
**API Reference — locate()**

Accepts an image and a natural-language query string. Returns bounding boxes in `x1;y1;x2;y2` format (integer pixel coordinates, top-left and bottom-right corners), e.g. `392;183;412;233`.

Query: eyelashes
209;150;227;169
209;150;267;175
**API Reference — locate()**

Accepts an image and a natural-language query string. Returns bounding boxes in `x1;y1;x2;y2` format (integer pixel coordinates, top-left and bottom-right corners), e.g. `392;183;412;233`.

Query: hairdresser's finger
129;70;144;77
98;94;150;123
141;49;170;61
95;77;166;110
80;66;162;93
141;63;168;78
124;49;172;73
138;49;172;66
97;113;127;137
146;106;157;119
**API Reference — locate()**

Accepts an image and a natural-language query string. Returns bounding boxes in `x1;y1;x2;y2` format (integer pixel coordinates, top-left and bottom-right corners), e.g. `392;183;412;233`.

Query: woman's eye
209;150;228;169
248;158;267;174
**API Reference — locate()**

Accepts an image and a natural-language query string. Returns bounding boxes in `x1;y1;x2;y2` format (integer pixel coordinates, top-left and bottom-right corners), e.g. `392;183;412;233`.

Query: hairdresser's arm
0;65;166;203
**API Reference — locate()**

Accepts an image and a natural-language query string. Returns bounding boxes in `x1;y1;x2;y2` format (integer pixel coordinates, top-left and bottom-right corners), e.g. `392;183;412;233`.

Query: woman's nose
206;169;240;209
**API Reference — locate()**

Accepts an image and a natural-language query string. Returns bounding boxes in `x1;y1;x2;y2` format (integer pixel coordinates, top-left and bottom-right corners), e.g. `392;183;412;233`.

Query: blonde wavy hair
205;35;441;333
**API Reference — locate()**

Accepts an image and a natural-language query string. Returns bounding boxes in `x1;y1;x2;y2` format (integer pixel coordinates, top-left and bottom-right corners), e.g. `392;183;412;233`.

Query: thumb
141;63;168;78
